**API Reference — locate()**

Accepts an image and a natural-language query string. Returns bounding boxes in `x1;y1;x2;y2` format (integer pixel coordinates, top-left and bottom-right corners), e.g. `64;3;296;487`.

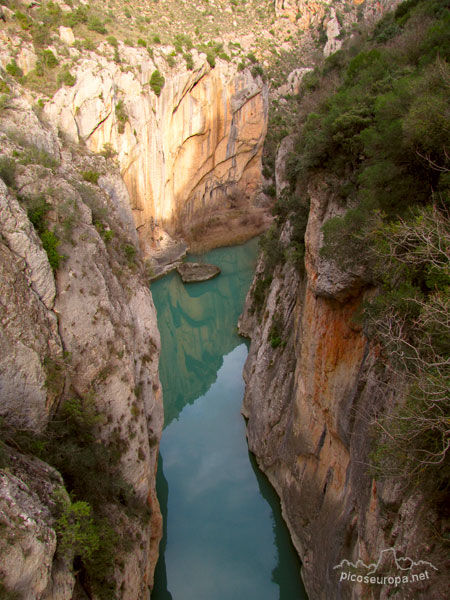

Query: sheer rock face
45;50;268;242
0;101;163;599
0;451;74;600
239;157;445;600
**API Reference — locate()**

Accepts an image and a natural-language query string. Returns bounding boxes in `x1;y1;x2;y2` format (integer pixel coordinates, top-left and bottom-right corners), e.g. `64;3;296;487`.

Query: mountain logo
334;547;438;587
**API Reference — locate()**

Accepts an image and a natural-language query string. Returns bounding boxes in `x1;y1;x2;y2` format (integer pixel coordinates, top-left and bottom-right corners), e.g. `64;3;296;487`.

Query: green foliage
87;16;106;34
366;202;450;493
251;275;272;313
206;50;216;68
15;10;32;30
54;493;101;561
165;53;176;68
63;6;88;27
268;313;285;349
0;155;16;187
25;195;63;271
184;52;194;70
32;23;52;47
115;99;128;133
123;243;136;264
149;69;165;96
153;34;161;44
18;144;59;169
40;229;63;271
6;60;23;78
38;0;63;27
39;49;58;69
0;78;10;94
174;33;193;51
27;195;50;233
137;38;147;47
57;70;76;87
82;170;100;184
280;0;450;495
106;35;118;47
251;64;264;78
100;143;117;159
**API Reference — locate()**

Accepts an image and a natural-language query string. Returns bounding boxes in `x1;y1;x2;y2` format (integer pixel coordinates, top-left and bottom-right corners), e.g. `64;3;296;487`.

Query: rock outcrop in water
177;262;221;283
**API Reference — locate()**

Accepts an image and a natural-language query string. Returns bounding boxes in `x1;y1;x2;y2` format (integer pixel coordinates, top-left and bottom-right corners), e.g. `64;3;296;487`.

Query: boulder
177;262;221;283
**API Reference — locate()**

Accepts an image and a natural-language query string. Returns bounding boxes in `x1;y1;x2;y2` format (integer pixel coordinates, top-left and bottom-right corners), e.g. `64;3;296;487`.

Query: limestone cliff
0;94;163;599
239;177;448;599
43;46;268;249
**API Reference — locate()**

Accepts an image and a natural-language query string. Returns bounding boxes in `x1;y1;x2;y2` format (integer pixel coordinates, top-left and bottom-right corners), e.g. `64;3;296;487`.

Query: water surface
151;239;307;600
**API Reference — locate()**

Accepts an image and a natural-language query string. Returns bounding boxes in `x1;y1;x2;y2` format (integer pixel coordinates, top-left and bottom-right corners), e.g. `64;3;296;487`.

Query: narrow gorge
0;1;448;599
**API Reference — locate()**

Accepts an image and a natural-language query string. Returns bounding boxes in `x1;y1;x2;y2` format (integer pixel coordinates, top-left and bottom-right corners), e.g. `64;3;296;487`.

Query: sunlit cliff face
46;56;268;237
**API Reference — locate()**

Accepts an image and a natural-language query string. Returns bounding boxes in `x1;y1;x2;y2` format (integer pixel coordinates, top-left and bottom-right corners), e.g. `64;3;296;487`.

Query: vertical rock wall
239;178;447;600
45;50;268;243
0;101;163;599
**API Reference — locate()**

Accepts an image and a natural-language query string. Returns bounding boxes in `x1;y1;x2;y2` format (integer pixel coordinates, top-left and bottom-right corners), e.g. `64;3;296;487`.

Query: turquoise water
151;239;308;600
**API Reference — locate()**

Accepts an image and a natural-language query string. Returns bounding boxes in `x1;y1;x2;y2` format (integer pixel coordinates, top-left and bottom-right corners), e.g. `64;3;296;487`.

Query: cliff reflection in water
152;238;259;425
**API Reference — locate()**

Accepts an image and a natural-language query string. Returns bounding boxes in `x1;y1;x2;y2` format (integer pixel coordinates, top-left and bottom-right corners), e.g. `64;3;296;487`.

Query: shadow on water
152;454;172;600
248;452;308;599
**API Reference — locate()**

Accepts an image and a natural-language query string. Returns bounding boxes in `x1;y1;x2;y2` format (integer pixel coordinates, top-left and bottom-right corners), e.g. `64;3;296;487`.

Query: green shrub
39;49;58;68
115;99;128;133
100;143;117;159
40;229;63;271
268;313;284;349
82;170;100;184
15;10;32;30
87;16;106;34
123;243;136;264
149;69;165;96
0;94;10;114
0;78;10;94
38;0;63;26
55;494;101;561
57;70;76;87
63;6;88;27
27;196;50;233
106;35;118;47
251;64;264;78
32;23;53;47
18;144;59;169
124;7;131;18
153;34;161;44
206;50;216;68
0;155;16;187
184;52;194;70
137;38;147;47
166;54;176;67
6;60;23;78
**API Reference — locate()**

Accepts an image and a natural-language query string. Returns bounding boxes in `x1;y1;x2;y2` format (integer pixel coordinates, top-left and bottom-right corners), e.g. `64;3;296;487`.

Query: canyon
0;1;447;599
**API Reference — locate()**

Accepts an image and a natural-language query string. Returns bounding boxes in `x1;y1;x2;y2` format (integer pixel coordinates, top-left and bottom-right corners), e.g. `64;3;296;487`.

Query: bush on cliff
150;69;165;96
281;0;450;495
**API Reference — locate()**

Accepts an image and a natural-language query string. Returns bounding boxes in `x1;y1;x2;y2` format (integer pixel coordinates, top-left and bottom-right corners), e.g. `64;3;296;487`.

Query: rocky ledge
177;262;221;283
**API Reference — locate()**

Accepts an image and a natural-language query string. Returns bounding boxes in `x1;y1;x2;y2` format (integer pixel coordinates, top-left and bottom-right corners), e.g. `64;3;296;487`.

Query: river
151;238;308;600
